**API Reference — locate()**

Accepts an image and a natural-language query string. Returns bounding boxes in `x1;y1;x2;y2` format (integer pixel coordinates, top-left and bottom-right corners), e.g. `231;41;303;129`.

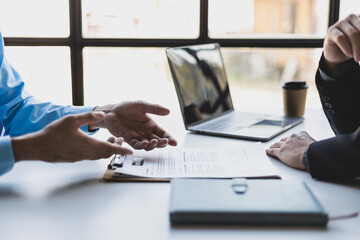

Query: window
82;0;200;39
5;47;72;105
339;0;360;19
222;48;323;110
1;0;354;110
0;0;69;37
208;0;329;38
83;47;169;106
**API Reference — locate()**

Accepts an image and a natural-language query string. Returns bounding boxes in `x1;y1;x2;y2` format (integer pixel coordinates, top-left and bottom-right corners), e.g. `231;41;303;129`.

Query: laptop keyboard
195;112;263;132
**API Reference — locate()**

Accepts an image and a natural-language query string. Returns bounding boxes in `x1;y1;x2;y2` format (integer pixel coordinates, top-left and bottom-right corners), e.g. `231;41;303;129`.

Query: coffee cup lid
282;81;308;90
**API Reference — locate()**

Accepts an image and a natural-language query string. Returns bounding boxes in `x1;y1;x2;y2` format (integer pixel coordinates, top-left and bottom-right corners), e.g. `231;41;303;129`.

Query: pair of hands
266;14;360;169
12;101;177;163
90;101;177;151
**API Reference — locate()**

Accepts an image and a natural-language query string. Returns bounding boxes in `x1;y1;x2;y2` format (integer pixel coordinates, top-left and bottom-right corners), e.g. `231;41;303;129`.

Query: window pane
222;48;322;110
0;0;69;37
82;0;200;38
84;47;321;111
340;0;360;20
5;47;72;105
83;47;171;106
208;0;329;38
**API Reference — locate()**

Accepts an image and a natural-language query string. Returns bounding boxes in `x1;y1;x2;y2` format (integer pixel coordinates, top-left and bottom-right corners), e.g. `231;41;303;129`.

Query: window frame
3;0;341;106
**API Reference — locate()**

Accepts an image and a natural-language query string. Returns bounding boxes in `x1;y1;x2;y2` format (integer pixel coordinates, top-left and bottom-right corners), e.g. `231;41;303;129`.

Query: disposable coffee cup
282;81;308;117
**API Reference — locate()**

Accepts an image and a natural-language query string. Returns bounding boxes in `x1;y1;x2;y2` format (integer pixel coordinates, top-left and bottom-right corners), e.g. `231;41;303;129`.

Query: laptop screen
166;43;234;126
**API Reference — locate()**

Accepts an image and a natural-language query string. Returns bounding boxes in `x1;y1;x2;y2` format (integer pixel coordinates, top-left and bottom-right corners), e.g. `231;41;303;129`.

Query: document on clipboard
103;142;280;181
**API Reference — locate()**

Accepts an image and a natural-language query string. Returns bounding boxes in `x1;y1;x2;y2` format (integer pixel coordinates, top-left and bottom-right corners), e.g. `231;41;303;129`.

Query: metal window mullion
329;0;340;27
69;0;84;106
79;38;323;48
3;37;69;46
199;0;209;42
208;39;324;48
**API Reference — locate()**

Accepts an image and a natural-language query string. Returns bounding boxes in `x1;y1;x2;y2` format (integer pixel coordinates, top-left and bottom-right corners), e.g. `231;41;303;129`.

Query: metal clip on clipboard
107;155;145;170
107;155;127;170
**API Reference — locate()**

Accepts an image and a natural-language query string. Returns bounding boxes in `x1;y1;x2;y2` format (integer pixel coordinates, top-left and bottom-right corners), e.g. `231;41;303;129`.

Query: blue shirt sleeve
0;32;96;176
0;136;15;175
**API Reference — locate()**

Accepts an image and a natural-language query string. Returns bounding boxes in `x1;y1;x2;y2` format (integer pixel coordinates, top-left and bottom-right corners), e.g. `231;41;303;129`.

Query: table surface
1;101;359;240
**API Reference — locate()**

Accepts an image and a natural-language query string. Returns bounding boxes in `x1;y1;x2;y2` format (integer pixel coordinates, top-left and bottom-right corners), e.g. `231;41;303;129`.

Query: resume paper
114;142;280;179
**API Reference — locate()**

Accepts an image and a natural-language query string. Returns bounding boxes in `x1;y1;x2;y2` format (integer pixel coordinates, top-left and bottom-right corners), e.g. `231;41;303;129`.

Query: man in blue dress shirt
0;32;177;176
266;14;360;179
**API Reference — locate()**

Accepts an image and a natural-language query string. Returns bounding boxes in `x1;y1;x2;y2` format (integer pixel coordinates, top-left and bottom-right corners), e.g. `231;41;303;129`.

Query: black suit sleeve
307;54;360;179
307;129;360;179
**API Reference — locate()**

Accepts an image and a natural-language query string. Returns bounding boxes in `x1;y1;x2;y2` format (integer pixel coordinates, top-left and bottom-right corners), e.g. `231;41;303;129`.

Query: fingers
64;136;133;162
337;20;360;59
125;124;177;150
266;133;297;159
299;130;308;135
266;140;284;159
100;145;133;159
66;112;105;129
346;14;360;61
91;139;133;159
129;138;158;151
265;148;280;159
160;134;177;146
329;14;360;61
349;14;360;31
107;136;116;143
145;139;159;151
139;101;170;116
107;137;124;145
129;139;150;149
127;137;170;151
127;135;176;150
269;141;283;149
157;138;169;148
266;131;314;160
90;137;131;159
115;137;124;145
152;125;178;146
143;138;170;151
329;27;353;57
298;131;310;137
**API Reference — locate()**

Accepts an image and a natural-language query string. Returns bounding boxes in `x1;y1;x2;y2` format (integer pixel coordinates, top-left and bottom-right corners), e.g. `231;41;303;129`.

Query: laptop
166;43;304;142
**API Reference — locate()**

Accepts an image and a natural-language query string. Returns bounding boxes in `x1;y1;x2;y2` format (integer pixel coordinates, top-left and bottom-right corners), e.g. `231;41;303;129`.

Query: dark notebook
169;179;328;227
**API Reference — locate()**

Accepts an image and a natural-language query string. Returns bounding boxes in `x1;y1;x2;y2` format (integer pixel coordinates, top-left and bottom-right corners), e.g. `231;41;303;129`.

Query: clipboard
103;143;281;182
103;154;170;182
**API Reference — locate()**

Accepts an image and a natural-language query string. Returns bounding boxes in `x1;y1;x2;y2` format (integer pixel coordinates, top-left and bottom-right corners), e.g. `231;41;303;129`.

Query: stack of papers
104;142;280;181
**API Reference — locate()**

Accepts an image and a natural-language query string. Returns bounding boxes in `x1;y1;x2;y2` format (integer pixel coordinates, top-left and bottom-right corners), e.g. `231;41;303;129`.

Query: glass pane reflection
340;0;360;19
0;0;69;37
208;0;329;38
5;47;72;105
82;0;200;38
83;47;322;110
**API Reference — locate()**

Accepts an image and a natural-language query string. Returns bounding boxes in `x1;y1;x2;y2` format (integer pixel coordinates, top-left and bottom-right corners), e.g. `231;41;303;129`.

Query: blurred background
0;0;359;111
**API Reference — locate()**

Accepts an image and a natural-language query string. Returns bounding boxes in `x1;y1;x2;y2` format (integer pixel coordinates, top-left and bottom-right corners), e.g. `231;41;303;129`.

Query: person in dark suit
266;14;360;179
